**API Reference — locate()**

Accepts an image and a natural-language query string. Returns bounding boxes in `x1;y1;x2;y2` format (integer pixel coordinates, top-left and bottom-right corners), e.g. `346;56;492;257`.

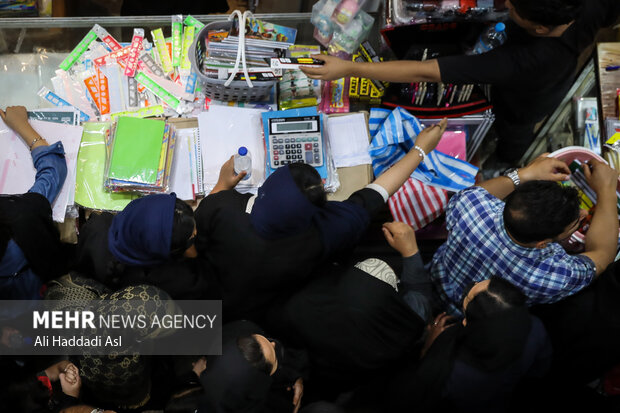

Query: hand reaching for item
382;221;419;257
518;153;571;183
583;159;619;196
300;54;353;81
415;118;448;155
214;155;247;193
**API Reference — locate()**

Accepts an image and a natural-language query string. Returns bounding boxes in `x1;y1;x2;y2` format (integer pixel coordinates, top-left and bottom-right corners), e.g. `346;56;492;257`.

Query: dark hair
465;276;527;323
503;181;580;244
0;218;10;259
237;335;273;375
510;0;582;27
288;163;327;207
170;199;195;255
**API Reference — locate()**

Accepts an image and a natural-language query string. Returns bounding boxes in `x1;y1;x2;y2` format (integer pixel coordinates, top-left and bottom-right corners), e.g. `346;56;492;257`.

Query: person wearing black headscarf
195;120;447;320
75;193;217;300
199;320;307;413
263;222;431;398
380;276;552;413
0;106;71;300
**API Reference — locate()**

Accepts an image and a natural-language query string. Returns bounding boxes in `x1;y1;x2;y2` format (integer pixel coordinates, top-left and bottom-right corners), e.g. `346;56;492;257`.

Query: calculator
267;116;324;168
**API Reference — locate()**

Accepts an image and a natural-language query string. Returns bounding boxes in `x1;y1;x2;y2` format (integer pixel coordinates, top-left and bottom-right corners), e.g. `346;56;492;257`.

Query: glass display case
0;11;493;162
0;14;321;107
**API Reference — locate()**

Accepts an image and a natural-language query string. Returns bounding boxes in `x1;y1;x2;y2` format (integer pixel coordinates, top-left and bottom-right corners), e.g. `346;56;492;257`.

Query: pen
606;65;620;71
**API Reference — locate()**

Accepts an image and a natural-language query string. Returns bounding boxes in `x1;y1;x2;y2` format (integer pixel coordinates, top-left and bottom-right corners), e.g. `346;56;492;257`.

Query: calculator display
276;122;314;132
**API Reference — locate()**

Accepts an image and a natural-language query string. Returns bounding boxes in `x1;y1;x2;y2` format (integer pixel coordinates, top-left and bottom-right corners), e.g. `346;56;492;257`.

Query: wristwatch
503;168;521;187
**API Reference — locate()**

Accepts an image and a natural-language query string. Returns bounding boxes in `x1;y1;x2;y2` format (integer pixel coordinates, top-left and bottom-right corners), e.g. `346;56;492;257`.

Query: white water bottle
470;22;507;55
234;146;252;181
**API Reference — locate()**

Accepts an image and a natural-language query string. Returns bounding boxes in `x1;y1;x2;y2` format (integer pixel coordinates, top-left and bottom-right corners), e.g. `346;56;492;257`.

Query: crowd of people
2;0;620;411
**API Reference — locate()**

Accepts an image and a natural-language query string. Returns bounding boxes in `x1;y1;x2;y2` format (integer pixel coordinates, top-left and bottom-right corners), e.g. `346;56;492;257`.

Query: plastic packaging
37;87;91;122
180;25;196;75
328;10;374;54
59;27;98;71
319;77;350;114
93;24;123;52
184;15;206;30
75;121;137;211
151;28;174;76
124;28;144;77
470;22;507;55
312;0;340;46
172;15;184;67
331;0;366;29
234;146;252;180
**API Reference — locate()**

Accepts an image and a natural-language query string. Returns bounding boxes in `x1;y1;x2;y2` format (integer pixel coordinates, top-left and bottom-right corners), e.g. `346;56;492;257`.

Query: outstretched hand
583;158;619;196
415;118;448;155
518;153;571;183
299;54;352;81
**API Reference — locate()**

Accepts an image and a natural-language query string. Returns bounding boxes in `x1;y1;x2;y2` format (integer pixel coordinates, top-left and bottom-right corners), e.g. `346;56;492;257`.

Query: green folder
107;117;166;185
75;122;137;211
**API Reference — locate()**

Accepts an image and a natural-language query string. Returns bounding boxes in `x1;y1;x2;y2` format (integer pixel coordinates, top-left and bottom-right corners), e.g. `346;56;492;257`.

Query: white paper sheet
326;113;372;168
169;127;196;201
198;106;267;194
0;118;83;222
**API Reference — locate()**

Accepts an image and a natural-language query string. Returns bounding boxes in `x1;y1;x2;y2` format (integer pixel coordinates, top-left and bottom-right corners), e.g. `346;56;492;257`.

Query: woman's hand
59;363;82;398
211;156;247;194
300;54;354;81
0;106;47;150
415;118;448;155
420;312;456;358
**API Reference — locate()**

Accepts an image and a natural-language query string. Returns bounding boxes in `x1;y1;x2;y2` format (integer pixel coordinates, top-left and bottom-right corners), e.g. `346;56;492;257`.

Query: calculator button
314;156;320;162
304;144;311;150
278;139;283;143
285;138;290;143
274;160;279;166
286;150;290;154
274;156;279;160
305;152;313;163
313;143;318;147
296;144;302;148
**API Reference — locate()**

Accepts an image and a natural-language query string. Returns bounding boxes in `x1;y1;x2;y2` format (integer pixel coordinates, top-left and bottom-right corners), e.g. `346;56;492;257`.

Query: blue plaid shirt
431;186;596;316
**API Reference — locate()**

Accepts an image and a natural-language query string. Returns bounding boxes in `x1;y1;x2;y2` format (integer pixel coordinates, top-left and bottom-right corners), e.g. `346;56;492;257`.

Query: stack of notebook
104;117;176;193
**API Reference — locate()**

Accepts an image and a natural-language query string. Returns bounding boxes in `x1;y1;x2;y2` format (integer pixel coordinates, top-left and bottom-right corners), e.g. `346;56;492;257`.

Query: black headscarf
388;308;533;413
250;165;369;256
108;193;177;266
199;321;273;413
265;264;425;388
0;193;69;280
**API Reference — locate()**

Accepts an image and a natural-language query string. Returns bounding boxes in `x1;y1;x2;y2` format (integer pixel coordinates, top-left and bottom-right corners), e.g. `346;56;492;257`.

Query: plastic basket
189;17;276;102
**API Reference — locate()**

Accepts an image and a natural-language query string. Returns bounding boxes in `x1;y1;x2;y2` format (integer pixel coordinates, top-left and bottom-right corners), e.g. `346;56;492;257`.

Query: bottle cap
238;146;248;156
495;22;506;32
